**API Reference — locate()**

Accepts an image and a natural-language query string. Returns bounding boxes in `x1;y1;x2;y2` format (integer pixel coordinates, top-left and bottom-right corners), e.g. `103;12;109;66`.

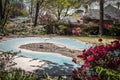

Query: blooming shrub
71;38;120;80
72;27;80;35
104;24;112;28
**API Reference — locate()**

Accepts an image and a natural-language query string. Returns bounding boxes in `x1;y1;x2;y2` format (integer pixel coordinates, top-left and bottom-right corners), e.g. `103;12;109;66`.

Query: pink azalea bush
104;24;112;28
71;38;120;80
72;27;80;35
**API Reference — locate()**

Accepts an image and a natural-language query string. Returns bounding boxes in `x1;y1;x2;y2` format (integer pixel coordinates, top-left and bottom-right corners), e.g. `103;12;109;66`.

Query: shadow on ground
33;61;75;79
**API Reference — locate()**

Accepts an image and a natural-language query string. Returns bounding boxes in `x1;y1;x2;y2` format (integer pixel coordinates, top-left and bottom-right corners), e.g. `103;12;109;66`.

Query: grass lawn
67;35;115;44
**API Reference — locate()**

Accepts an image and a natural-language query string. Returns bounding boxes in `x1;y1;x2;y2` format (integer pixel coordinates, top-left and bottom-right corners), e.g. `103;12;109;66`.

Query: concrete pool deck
0;51;46;72
12;56;46;72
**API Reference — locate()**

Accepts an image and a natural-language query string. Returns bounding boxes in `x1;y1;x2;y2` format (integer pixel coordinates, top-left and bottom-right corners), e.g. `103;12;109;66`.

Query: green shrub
58;25;67;35
107;26;120;36
81;25;108;35
96;66;120;80
0;69;38;80
81;26;99;35
10;7;28;17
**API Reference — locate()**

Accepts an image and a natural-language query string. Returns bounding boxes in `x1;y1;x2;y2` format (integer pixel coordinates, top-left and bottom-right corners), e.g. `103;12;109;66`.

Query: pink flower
78;67;83;73
83;62;88;67
82;54;87;60
82;49;86;53
113;40;119;44
87;55;94;62
104;24;112;28
72;27;79;34
102;49;108;54
98;38;102;42
72;69;77;74
116;37;120;40
106;44;114;51
77;55;83;58
72;58;77;63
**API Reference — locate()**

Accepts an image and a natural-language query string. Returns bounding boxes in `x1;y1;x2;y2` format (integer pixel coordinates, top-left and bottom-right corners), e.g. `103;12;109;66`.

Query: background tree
0;0;11;35
82;0;120;36
34;0;44;27
0;0;28;35
81;0;105;36
99;0;104;36
10;0;27;17
41;0;82;34
116;2;120;9
48;0;81;21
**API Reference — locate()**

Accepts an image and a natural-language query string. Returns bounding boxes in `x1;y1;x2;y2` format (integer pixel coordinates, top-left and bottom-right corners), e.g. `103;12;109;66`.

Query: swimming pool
0;37;91;75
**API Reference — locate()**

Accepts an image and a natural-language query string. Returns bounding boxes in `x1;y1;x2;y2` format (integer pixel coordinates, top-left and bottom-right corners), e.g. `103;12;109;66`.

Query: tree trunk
57;10;61;20
117;2;120;9
0;0;3;20
30;0;33;15
99;0;104;36
64;7;69;17
34;0;44;27
34;2;40;27
57;6;63;20
0;0;10;35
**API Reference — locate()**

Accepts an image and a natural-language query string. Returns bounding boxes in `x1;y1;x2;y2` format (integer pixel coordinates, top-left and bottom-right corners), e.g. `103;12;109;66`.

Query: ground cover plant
71;38;120;80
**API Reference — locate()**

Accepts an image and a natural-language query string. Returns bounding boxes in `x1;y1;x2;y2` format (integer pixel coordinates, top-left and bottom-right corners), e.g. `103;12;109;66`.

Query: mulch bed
20;43;81;57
